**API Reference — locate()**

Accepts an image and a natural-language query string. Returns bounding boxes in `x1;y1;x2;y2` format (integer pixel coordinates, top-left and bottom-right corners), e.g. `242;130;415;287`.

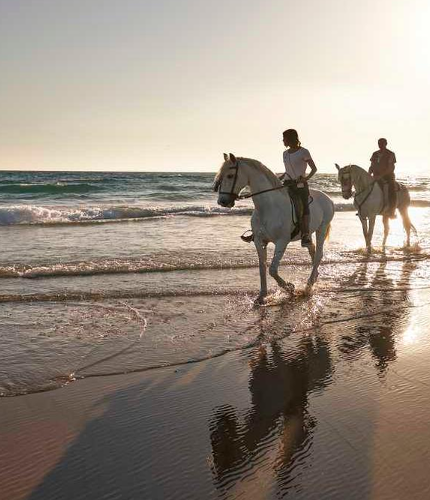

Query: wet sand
1;259;430;500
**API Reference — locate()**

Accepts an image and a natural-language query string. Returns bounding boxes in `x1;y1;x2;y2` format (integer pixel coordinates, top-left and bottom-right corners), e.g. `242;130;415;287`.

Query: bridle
214;160;287;200
339;169;353;198
214;162;240;200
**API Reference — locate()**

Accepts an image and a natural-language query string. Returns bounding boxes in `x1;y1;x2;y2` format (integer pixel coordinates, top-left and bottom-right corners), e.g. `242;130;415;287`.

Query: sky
0;0;429;174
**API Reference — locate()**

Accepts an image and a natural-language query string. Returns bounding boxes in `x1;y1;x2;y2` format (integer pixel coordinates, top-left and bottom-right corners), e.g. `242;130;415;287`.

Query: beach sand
1;256;430;499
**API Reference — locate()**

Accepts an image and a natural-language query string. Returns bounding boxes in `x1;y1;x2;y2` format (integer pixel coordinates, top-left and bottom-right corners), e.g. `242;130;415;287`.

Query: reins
238;184;287;199
355;182;375;217
216;160;288;200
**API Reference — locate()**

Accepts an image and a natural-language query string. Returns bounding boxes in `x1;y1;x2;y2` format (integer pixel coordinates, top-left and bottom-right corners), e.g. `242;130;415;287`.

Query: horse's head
213;153;248;208
335;163;353;199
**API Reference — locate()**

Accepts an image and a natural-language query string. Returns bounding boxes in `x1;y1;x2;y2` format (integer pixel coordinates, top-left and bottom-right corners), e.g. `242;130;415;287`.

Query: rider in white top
281;129;317;247
283;147;313;180
240;129;317;247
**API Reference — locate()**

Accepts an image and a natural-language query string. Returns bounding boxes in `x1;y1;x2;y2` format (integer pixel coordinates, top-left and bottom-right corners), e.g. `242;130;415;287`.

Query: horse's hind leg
307;223;329;287
269;239;294;293
399;206;412;246
382;216;390;248
307;236;316;263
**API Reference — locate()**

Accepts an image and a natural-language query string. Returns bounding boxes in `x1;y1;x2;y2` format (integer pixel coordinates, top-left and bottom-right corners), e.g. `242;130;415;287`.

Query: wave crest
0;204;254;226
0;198;428;226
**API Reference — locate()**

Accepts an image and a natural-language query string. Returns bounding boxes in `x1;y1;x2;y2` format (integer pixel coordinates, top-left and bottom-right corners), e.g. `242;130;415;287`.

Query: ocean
1;170;429;397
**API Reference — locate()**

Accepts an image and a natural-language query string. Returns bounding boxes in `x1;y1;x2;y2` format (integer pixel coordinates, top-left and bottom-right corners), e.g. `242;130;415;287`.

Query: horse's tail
398;186;418;236
398;183;411;208
324;223;331;242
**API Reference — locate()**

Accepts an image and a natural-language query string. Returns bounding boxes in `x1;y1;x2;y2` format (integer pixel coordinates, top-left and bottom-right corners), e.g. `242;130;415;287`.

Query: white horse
214;154;334;303
336;164;416;251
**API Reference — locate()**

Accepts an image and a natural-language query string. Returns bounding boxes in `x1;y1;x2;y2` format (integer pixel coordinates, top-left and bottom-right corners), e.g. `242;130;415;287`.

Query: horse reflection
209;335;332;494
338;259;415;375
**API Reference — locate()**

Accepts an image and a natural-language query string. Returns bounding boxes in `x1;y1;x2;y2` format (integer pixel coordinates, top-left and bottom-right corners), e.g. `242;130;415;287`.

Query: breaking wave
0;202;424;226
0;204;254;226
1;200;429;226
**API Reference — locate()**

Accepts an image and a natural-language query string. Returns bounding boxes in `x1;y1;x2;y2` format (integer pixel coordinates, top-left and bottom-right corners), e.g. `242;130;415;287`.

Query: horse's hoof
254;295;266;305
284;282;295;293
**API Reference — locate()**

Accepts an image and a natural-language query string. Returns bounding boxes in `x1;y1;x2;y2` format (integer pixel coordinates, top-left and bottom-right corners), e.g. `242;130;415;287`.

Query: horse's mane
346;164;373;191
215;157;281;188
349;164;368;176
239;157;281;187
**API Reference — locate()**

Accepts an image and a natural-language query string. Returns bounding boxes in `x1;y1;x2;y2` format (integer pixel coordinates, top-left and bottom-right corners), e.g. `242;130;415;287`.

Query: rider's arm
369;152;377;175
387;152;396;175
304;157;317;181
370;165;382;180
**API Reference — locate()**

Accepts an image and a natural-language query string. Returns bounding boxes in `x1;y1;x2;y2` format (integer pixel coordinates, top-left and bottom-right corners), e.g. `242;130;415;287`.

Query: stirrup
241;230;254;243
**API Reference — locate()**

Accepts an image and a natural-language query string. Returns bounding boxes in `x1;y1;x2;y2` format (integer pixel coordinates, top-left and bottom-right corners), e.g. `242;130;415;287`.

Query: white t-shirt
283;147;312;180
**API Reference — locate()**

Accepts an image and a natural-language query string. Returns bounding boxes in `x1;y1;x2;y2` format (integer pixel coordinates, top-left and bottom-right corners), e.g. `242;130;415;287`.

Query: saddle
240;181;309;243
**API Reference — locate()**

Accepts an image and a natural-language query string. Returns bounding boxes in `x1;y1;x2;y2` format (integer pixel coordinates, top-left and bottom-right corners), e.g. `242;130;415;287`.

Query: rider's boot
301;214;312;247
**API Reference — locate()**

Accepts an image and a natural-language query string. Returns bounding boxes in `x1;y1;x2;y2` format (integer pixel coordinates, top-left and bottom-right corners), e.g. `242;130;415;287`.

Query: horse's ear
335;163;340;171
223;153;228;161
230;153;237;165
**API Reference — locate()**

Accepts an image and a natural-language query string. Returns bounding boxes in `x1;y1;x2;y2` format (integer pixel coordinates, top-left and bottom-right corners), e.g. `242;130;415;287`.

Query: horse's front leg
382;216;390;248
367;216;376;252
254;239;268;303
269;239;294;293
360;217;370;251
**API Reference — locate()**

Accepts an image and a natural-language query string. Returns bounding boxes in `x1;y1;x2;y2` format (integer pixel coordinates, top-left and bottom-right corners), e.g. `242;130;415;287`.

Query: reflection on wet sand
338;259;415;376
210;337;333;497
209;257;417;497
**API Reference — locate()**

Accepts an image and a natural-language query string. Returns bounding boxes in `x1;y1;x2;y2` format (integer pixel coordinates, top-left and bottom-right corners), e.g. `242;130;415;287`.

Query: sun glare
402;324;421;347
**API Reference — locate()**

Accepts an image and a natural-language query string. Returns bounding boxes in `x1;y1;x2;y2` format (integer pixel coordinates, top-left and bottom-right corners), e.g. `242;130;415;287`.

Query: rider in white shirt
281;129;317;247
